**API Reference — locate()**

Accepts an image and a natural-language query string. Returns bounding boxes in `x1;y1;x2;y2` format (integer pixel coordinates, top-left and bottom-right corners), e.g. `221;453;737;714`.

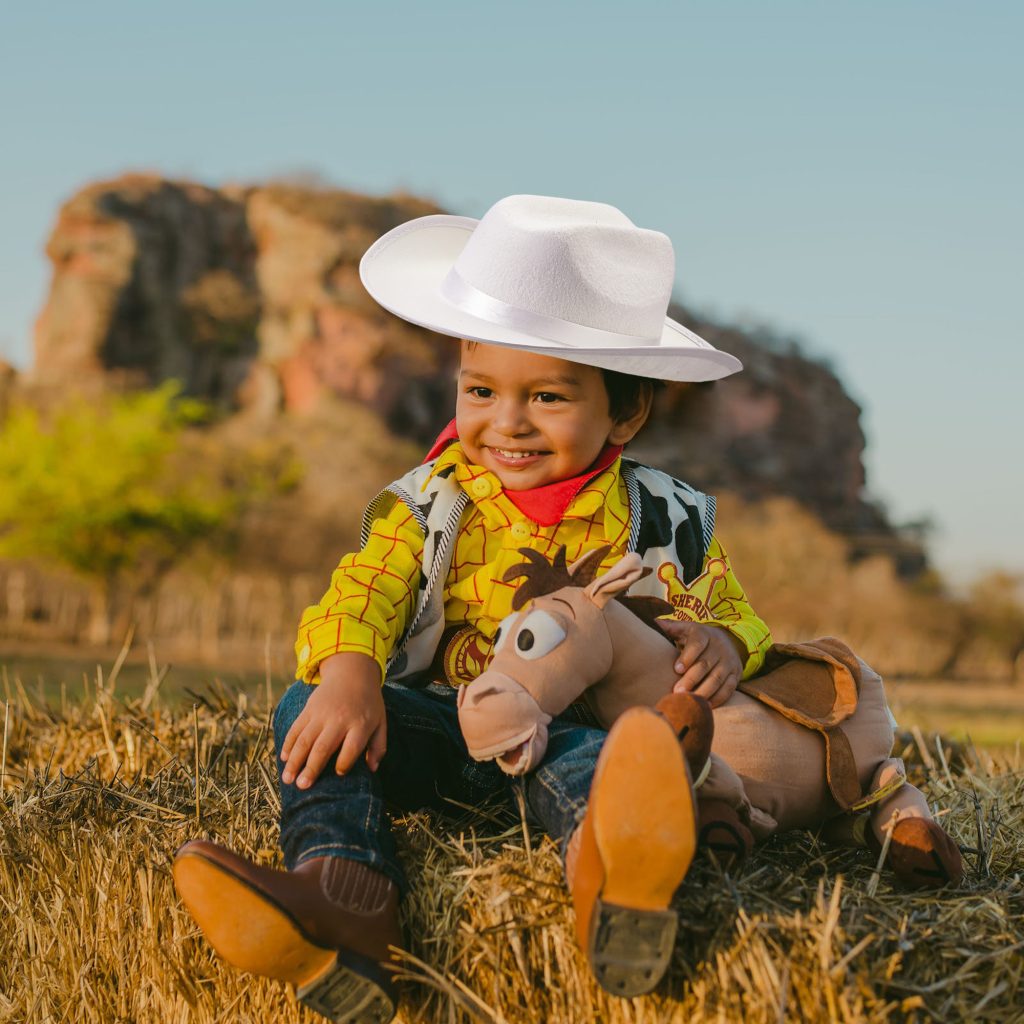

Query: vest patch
657;557;728;621
634;481;673;556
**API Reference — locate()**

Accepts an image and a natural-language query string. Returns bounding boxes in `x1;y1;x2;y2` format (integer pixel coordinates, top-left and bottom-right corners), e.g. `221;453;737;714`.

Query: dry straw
0;665;1020;1023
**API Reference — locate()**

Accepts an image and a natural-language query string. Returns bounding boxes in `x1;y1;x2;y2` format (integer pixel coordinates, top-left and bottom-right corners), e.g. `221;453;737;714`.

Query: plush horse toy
456;545;962;888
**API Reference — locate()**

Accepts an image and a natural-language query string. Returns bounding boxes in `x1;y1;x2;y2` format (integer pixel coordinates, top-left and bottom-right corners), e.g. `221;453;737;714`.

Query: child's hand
656;620;745;708
280;652;387;790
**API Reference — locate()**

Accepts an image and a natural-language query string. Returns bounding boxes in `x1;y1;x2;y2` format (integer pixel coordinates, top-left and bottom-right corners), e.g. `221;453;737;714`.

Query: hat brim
359;214;742;383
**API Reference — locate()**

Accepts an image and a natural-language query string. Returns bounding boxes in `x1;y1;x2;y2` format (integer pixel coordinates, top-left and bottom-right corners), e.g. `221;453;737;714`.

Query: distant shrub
713;493;959;677
951;572;1024;680
0;383;301;642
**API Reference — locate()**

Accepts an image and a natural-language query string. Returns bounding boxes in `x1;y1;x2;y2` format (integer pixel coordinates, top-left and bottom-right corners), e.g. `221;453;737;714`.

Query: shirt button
471;477;493;498
510;521;532;543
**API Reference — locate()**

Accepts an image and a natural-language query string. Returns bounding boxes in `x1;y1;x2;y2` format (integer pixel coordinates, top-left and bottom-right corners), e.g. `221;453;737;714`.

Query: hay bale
0;669;1020;1022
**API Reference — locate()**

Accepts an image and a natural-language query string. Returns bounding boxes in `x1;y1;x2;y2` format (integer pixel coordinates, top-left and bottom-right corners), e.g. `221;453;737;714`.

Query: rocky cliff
25;174;917;569
631;314;907;564
30;176;456;438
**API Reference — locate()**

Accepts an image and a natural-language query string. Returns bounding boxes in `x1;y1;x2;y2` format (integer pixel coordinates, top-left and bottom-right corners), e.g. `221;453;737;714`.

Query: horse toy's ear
583;553;647;609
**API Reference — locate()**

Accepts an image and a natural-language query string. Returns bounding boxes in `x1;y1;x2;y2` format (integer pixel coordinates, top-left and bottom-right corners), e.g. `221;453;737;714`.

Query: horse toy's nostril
461;683;500;708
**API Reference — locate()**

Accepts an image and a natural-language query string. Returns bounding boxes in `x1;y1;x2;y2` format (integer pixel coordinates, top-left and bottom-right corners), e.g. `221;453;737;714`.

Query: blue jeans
273;680;607;897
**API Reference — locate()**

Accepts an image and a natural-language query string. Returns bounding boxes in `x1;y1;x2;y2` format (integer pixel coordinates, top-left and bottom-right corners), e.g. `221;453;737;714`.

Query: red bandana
423;419;623;527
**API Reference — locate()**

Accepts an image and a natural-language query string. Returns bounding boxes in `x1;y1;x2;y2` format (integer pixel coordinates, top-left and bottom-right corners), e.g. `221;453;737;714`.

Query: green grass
3;654;1022;751
0;649;276;708
886;678;1024;751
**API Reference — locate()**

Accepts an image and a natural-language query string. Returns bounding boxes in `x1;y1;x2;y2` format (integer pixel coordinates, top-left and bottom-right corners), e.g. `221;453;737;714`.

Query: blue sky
1;1;1021;580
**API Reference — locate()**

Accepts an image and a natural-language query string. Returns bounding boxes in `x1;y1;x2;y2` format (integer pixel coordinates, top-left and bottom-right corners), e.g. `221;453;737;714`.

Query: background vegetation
0;384;302;651
1;387;1022;680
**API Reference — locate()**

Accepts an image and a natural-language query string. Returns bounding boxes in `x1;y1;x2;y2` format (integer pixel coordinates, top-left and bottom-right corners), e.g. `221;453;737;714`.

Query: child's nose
491;398;533;436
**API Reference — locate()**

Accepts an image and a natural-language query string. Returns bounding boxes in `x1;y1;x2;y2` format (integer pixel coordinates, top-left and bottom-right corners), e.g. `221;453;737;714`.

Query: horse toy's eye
512;610;566;661
492;612;519;654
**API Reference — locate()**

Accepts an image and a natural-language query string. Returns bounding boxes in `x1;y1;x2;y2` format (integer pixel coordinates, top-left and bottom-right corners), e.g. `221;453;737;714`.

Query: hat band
439;269;661;350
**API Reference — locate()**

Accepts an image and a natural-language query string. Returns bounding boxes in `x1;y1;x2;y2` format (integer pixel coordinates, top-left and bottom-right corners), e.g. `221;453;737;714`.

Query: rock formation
630;314;915;566
34;176;257;406
32;176;456;438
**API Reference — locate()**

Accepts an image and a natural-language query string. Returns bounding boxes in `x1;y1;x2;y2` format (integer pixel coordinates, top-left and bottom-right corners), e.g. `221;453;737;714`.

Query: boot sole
173;851;396;1023
587;707;697;996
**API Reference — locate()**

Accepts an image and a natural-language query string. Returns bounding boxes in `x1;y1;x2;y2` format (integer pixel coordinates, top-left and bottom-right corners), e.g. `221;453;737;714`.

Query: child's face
456;341;637;490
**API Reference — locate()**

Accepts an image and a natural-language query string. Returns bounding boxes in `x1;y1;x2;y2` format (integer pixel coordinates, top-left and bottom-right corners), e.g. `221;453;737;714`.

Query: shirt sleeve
294;498;424;685
697;536;773;679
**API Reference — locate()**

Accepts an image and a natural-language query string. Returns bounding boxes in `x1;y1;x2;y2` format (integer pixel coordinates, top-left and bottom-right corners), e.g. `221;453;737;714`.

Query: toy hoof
888;818;963;889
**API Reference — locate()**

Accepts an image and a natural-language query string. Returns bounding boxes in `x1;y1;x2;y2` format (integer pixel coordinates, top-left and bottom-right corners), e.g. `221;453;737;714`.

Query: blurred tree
960;572;1024;682
0;383;299;645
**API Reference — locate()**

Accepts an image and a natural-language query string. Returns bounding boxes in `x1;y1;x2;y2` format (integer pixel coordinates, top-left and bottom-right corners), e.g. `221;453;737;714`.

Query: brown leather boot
696;798;754;870
569;706;697;998
173;840;402;1023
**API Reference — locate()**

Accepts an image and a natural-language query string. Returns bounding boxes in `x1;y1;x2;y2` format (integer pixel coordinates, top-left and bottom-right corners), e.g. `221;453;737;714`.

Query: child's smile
456;340;630;491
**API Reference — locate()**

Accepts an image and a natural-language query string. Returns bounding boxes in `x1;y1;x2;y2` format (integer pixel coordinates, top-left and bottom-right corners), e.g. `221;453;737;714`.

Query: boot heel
589;899;678;997
297;949;396;1024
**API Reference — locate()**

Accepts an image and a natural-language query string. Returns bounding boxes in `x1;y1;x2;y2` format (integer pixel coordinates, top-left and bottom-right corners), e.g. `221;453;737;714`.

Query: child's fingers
675;648;714;691
280;711;309;763
334;725;371;776
707;672;740;708
297;727;344;789
658;619;701;647
673;630;710;676
281;720;318;785
691;665;734;705
366;720;387;772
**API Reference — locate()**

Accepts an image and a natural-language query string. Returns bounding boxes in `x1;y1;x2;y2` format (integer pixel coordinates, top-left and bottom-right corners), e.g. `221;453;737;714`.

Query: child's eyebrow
459;370;582;389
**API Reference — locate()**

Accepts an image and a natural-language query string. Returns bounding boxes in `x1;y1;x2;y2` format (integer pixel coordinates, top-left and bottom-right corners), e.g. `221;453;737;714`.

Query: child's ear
607;385;654;445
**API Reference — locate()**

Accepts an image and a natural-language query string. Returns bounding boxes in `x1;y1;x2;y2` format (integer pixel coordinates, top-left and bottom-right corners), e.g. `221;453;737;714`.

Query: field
0;658;1021;1023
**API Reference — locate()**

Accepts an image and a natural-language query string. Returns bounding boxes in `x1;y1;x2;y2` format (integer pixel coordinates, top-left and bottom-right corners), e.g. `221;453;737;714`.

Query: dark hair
601;368;663;424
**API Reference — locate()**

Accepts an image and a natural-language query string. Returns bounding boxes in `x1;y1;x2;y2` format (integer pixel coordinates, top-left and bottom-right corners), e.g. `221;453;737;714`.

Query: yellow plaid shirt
296;442;772;685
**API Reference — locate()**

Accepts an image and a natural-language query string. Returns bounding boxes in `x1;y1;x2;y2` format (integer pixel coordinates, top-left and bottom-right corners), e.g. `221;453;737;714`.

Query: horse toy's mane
505;543;672;632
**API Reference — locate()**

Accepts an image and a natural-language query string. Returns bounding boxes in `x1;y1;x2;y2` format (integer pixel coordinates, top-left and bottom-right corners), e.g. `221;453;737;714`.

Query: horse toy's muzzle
457;671;552;775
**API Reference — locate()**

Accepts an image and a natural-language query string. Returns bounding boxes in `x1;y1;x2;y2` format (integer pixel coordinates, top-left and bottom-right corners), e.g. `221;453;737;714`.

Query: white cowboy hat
358;194;741;382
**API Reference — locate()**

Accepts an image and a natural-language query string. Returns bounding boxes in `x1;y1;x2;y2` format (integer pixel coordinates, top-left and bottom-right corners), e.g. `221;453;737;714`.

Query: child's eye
466;386;493;399
534;392;566;404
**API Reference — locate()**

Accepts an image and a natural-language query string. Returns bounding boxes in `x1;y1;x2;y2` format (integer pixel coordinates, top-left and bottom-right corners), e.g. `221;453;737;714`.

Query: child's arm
280;651;386;790
295;500;424;686
286;500;425;787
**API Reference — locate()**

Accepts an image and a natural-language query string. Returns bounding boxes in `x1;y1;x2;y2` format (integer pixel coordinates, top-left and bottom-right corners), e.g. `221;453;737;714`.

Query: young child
172;194;774;1021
